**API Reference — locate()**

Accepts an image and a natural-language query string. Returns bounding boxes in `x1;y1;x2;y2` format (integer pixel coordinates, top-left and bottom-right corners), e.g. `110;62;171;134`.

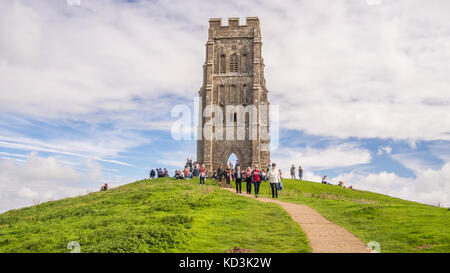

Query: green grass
234;179;450;253
0;178;310;253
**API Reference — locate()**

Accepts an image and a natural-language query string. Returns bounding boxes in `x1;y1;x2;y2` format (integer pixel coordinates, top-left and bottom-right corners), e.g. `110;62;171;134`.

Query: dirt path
223;188;370;253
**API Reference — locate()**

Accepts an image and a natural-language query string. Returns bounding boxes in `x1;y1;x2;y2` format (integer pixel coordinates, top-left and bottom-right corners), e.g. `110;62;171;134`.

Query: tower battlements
209;17;260;29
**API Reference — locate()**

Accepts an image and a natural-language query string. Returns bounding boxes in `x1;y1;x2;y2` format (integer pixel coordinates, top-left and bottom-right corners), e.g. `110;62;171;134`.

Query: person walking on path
224;165;232;186
199;164;206;186
268;163;282;198
244;166;252;194
290;164;296;179
252;166;262;198
217;164;223;183
235;165;243;193
298;166;303;180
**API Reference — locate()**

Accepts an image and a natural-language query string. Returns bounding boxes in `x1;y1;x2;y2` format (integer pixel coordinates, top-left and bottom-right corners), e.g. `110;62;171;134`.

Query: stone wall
197;17;270;173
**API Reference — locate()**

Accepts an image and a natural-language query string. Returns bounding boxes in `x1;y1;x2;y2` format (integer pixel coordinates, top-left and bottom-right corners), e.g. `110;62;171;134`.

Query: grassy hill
0;177;448;253
0;178;310;253
237;179;450;253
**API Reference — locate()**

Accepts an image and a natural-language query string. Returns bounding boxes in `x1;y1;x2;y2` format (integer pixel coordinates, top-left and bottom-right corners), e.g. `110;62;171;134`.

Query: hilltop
0;178;309;253
0;177;448;253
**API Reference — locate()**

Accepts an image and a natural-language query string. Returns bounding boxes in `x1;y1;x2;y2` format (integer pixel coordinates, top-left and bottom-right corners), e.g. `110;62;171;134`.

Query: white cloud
0;0;449;141
0;152;131;213
390;152;439;173
272;143;372;175
0;131;144;167
331;162;450;207
376;146;391;155
157;150;196;169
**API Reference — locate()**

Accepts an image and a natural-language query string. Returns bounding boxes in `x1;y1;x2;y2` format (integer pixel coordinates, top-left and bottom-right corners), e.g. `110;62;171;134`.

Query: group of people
173;158;207;181
149;168;169;179
322;176;353;189
289;164;304;180
213;160;283;199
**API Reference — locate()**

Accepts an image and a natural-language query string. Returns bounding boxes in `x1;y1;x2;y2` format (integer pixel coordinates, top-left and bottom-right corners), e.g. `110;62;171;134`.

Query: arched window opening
242;53;247;73
230;54;238;73
220;54;226;73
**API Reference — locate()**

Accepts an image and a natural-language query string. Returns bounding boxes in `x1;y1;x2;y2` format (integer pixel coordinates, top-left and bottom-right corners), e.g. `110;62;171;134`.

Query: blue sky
0;0;449;212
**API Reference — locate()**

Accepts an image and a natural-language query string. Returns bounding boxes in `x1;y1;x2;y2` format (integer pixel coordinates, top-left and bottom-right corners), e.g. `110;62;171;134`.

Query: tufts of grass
234;179;450;253
0;178;310;253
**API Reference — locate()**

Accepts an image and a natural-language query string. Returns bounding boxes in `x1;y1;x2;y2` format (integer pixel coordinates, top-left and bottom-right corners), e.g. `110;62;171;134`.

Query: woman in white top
267;163;281;198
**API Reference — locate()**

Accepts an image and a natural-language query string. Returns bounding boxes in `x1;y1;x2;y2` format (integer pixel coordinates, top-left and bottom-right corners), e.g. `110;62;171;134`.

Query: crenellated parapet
208;17;261;40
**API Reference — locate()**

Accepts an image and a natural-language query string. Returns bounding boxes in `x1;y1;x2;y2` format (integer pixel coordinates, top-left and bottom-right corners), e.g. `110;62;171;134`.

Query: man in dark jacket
235;166;243;194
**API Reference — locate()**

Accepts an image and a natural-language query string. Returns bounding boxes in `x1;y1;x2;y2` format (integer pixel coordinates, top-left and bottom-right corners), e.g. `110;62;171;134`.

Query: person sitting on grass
183;168;191;179
321;176;328;184
100;183;109;191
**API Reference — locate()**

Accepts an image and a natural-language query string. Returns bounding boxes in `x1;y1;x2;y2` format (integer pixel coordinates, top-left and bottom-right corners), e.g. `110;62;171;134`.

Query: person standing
235;166;243;193
150;169;155;179
290;164;296;179
268;163;281;198
244;166;252;194
199;164;206;186
217;164;223;183
224;165;232;186
298;166;303;180
252;166;261;198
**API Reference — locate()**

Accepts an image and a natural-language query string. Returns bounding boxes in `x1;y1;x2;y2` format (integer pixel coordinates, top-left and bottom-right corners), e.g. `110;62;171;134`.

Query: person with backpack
252;166;262;197
235;165;243;193
268;163;281;198
199;164;206;186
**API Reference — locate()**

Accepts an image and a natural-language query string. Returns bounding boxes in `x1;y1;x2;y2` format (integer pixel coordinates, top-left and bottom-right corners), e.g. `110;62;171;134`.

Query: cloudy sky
0;0;449;212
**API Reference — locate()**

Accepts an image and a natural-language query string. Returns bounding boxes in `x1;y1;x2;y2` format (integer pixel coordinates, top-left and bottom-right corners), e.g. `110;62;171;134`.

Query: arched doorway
219;146;244;171
226;153;238;168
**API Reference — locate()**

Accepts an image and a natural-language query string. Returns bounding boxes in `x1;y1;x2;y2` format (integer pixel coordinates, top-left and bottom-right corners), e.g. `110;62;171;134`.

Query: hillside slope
0;178;310;253
239;179;450;253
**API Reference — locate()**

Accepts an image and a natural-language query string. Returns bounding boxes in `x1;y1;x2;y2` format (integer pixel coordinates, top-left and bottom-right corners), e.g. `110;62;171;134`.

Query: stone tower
197;17;270;173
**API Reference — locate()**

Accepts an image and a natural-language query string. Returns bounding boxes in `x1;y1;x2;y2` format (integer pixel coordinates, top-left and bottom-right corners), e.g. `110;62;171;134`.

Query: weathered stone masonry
197;17;270;173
